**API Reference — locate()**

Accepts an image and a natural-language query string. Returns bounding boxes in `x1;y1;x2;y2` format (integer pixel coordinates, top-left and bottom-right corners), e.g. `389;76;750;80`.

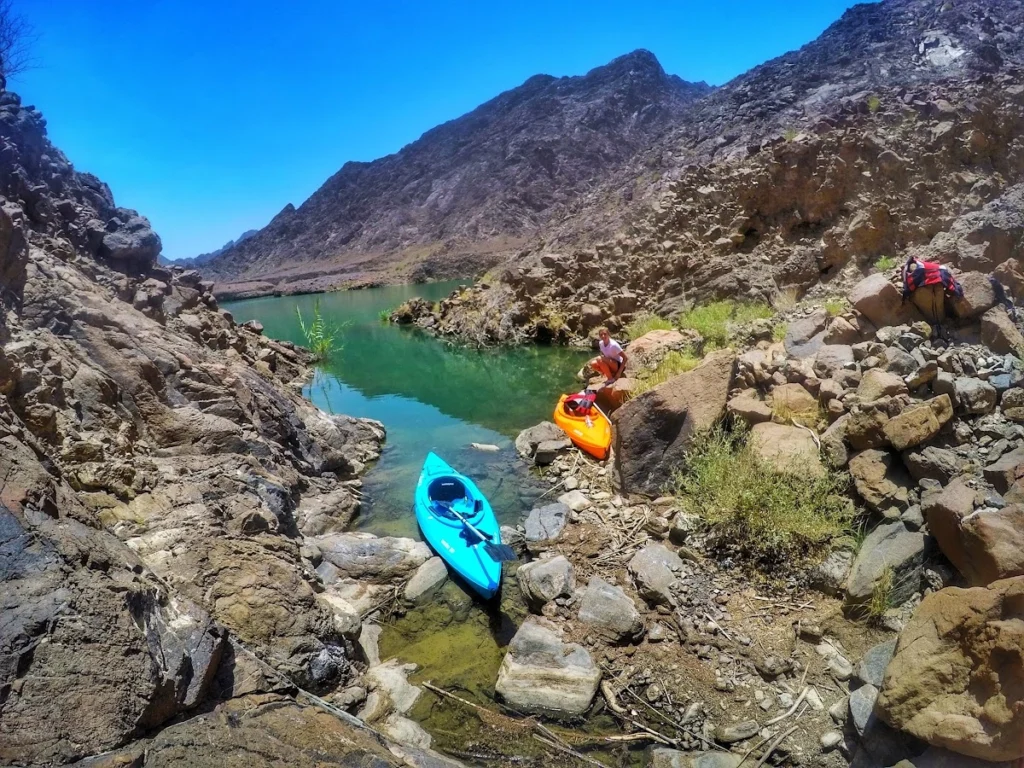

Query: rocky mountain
0;86;463;766
200;50;711;298
423;0;1024;344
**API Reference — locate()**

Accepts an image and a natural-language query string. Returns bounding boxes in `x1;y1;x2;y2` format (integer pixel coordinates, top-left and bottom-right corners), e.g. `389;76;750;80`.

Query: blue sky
13;0;871;261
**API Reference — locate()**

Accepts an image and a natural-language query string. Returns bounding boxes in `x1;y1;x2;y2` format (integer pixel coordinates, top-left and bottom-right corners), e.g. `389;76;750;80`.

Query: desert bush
672;426;853;570
296;299;342;362
624;313;674;339
629;349;701;398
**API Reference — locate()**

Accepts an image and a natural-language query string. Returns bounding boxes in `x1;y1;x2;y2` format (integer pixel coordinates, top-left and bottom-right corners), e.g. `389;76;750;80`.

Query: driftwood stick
753;724;799;768
532;734;609;768
765;686;809;726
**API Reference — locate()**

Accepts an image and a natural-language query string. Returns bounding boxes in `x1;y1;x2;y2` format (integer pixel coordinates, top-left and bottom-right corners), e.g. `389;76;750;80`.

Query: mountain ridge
201;49;711;297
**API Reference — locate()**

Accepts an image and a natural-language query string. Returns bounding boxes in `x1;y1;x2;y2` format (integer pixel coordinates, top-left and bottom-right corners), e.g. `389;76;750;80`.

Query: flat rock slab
316;532;431;582
495;618;600;717
524;502;570;543
649;750;741;768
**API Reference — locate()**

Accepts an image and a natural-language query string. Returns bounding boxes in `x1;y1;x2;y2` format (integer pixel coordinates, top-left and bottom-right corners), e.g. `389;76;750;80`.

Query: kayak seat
428;477;471;520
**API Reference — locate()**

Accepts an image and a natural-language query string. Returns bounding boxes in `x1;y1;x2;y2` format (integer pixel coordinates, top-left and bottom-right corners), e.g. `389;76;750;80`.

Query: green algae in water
377;579;647;767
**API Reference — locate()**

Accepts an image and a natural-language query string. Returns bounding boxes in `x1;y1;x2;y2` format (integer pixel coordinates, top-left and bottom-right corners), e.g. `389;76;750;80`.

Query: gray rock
901;505;924;530
316;532;432;582
577;576;644;643
495;618;601;717
784;309;828;356
811;549;853;596
524;502;570;544
515;422;565;459
714;719;758;744
404;557;449;604
883;346;918;376
557;490;591;512
912;746;1018;768
517;556;575;612
856;638;897;688
955;377;998;415
534;439;571;465
849;683;879;738
820;731;844;751
669;512;698;543
902;446;960;484
628;543;684;606
814;344;856;377
845;522;925;607
380;713;432;749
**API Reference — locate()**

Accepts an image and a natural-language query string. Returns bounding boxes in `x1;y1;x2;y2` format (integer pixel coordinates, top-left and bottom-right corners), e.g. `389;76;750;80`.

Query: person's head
598;327;610;343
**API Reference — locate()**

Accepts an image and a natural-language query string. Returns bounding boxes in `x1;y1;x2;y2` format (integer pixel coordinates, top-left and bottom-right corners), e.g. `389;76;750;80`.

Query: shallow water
224;282;587;538
226;284;631;764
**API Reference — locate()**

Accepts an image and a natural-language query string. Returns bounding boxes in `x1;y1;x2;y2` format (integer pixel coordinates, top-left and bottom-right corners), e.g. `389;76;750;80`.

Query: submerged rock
495;618;601;717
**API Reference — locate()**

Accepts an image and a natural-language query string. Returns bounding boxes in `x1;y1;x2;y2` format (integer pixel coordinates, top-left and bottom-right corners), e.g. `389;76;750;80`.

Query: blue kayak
414;452;503;599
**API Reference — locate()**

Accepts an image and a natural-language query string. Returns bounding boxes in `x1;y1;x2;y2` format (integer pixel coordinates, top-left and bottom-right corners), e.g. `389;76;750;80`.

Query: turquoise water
224;283;587;538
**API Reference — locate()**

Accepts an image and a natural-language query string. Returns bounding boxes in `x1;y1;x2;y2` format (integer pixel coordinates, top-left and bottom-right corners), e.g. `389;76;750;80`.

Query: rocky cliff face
405;0;1024;344
201;50;711;298
0;87;453;767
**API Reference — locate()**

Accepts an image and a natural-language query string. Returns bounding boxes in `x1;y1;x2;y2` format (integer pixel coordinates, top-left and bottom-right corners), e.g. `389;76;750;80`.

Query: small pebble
820;731;843;751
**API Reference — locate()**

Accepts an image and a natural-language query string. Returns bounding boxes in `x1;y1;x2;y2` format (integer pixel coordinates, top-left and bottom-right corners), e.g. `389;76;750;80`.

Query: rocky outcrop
613;350;735;496
876;577;1024;762
0;86;459;767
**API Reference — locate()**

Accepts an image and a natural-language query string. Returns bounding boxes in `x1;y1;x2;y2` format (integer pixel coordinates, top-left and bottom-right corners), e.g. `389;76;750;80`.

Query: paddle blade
484;541;519;562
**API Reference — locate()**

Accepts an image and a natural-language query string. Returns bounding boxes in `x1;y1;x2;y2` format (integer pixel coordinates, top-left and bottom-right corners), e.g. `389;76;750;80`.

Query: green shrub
875;255;898;272
378;308;392;323
672;427;853;570
867;95;882;113
783;128;799;142
678;300;775;348
624;313;674;340
629;349;701;398
296;299;342;363
867;566;894;623
824;298;846;317
772;322;788;342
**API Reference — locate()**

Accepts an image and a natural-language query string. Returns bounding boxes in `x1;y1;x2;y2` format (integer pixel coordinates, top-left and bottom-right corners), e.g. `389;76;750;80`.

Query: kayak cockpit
427;477;483;524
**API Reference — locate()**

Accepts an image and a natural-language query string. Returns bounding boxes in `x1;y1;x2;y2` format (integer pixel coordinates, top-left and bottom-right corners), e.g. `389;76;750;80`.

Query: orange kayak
554;394;613;460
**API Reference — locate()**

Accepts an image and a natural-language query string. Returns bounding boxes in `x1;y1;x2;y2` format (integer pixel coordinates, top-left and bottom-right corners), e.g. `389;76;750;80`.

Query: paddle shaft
444;504;491;544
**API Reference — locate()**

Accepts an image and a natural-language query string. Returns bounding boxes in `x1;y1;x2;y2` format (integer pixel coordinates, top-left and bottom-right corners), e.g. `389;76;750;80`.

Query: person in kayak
589;327;628;385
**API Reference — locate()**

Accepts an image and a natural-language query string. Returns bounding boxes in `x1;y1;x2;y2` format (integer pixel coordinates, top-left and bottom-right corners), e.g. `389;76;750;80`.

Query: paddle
435;500;518;562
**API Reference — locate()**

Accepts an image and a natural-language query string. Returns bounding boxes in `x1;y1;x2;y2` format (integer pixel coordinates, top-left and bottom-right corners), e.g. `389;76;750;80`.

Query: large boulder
849;274;922;328
748;422;824;476
876;577;1024;762
404;557;449;604
768;383;818;424
315;533;431;582
980;306;1024;355
577;576;644;643
515;421;566;460
517;556;575;612
883;401;941;451
845;522;925;607
613;350;735;496
523;502;570;547
951;271;997;319
628;543;685;606
923;480;1024;586
783;308;828;357
98;211;162;269
495;618;601;717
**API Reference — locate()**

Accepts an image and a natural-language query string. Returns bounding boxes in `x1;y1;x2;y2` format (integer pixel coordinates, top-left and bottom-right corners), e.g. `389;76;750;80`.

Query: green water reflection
224;283;587;538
